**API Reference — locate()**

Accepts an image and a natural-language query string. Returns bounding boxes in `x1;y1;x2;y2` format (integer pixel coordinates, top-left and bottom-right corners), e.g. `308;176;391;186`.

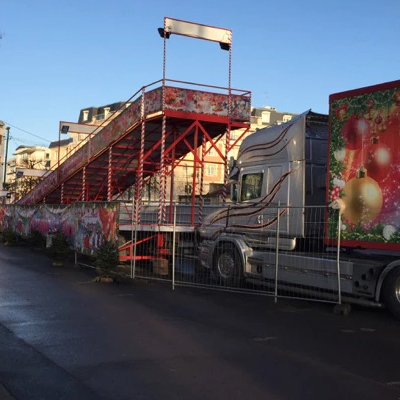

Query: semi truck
197;79;400;319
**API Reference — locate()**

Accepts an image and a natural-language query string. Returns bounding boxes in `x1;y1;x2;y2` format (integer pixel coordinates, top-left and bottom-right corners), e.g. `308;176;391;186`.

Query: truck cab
198;110;328;249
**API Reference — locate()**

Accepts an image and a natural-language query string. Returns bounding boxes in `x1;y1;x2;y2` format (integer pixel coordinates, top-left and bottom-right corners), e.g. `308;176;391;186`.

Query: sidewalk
0;383;14;400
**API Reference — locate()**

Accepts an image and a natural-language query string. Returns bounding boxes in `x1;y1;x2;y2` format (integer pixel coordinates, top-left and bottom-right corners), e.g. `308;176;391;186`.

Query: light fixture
158;28;170;39
219;42;230;51
158;18;231;52
61;125;69;134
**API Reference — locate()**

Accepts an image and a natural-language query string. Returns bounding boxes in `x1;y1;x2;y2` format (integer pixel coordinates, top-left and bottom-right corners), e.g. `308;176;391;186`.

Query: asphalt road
0;244;399;400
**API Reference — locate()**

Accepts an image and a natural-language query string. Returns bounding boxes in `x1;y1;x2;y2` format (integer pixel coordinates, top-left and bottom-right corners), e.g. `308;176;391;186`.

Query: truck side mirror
231;183;238;202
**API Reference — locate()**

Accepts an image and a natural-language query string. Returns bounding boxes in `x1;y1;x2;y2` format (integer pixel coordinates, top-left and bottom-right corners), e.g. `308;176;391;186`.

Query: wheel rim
217;253;235;278
395;276;400;303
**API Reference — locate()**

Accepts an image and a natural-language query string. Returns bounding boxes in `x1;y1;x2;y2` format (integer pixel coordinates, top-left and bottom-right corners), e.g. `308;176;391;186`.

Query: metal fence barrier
121;202;343;306
173;203;342;304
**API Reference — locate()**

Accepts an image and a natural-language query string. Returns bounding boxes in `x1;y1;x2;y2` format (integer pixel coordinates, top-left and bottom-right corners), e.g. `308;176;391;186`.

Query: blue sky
1;0;400;154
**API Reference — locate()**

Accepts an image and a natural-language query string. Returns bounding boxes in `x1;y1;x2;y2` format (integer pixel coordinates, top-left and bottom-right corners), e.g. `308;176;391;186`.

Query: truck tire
213;243;243;286
382;267;400;320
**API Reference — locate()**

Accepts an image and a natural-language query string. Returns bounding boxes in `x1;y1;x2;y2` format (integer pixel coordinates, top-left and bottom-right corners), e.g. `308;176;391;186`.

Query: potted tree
27;229;46;251
93;240;119;282
47;231;70;266
2;227;18;246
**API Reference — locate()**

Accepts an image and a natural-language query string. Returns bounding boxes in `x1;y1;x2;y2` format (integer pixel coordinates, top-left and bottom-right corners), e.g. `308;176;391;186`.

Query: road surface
0;244;399;400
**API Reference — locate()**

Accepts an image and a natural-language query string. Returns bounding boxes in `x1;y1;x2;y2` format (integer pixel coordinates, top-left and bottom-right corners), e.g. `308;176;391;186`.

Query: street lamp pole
3;126;10;189
58;125;69;181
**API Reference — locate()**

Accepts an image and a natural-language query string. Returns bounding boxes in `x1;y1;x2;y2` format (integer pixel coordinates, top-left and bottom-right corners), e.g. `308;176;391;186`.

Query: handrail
19;79;251;204
165;78;251;95
51;78;251;172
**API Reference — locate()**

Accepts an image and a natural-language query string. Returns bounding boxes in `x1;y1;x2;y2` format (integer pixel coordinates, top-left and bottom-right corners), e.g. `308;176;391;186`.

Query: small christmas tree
94;240;119;280
2;228;18;246
27;229;46;249
47;232;70;264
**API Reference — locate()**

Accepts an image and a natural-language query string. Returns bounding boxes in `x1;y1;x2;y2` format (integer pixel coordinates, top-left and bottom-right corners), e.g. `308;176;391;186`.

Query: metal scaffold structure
18;18;251;233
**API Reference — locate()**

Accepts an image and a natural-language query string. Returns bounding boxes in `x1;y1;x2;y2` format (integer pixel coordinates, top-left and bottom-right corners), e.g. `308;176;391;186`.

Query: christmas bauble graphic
342;174;383;225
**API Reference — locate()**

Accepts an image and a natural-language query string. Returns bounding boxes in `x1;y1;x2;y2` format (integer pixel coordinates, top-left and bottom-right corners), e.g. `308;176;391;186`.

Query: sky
1;0;400;155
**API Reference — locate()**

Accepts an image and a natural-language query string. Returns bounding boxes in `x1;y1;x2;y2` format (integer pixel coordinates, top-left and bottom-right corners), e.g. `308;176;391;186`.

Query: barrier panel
171;203;342;304
119;202;227;283
129;206;172;283
273;205;341;304
0;202;120;255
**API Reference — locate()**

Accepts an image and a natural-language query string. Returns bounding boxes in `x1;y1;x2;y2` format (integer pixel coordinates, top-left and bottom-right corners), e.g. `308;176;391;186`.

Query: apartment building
78;101;130;125
6;145;51;201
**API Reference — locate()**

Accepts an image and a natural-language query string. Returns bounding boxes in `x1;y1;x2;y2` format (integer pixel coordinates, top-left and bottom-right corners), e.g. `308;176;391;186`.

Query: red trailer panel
328;79;400;250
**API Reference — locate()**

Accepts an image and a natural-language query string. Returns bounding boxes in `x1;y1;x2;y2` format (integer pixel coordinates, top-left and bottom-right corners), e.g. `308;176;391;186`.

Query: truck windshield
241;173;263;201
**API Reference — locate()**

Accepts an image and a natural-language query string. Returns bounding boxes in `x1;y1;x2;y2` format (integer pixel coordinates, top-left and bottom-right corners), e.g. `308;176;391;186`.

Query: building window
207;165;217;176
208;146;217;156
283;115;292;123
45;153;50;159
261;111;270;124
83;110;89;122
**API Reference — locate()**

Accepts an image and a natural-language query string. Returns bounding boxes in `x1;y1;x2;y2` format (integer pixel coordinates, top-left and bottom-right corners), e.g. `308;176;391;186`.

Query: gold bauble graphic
342;174;383;225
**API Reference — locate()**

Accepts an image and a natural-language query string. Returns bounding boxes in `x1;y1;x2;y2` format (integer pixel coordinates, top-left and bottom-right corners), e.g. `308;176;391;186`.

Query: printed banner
0;202;118;254
328;80;400;249
0;205;14;231
74;202;119;255
14;205;37;236
164;87;251;120
30;204;74;239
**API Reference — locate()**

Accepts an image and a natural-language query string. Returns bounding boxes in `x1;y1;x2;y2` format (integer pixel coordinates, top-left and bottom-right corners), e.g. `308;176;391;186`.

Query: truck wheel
382;267;400;320
213;244;242;286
